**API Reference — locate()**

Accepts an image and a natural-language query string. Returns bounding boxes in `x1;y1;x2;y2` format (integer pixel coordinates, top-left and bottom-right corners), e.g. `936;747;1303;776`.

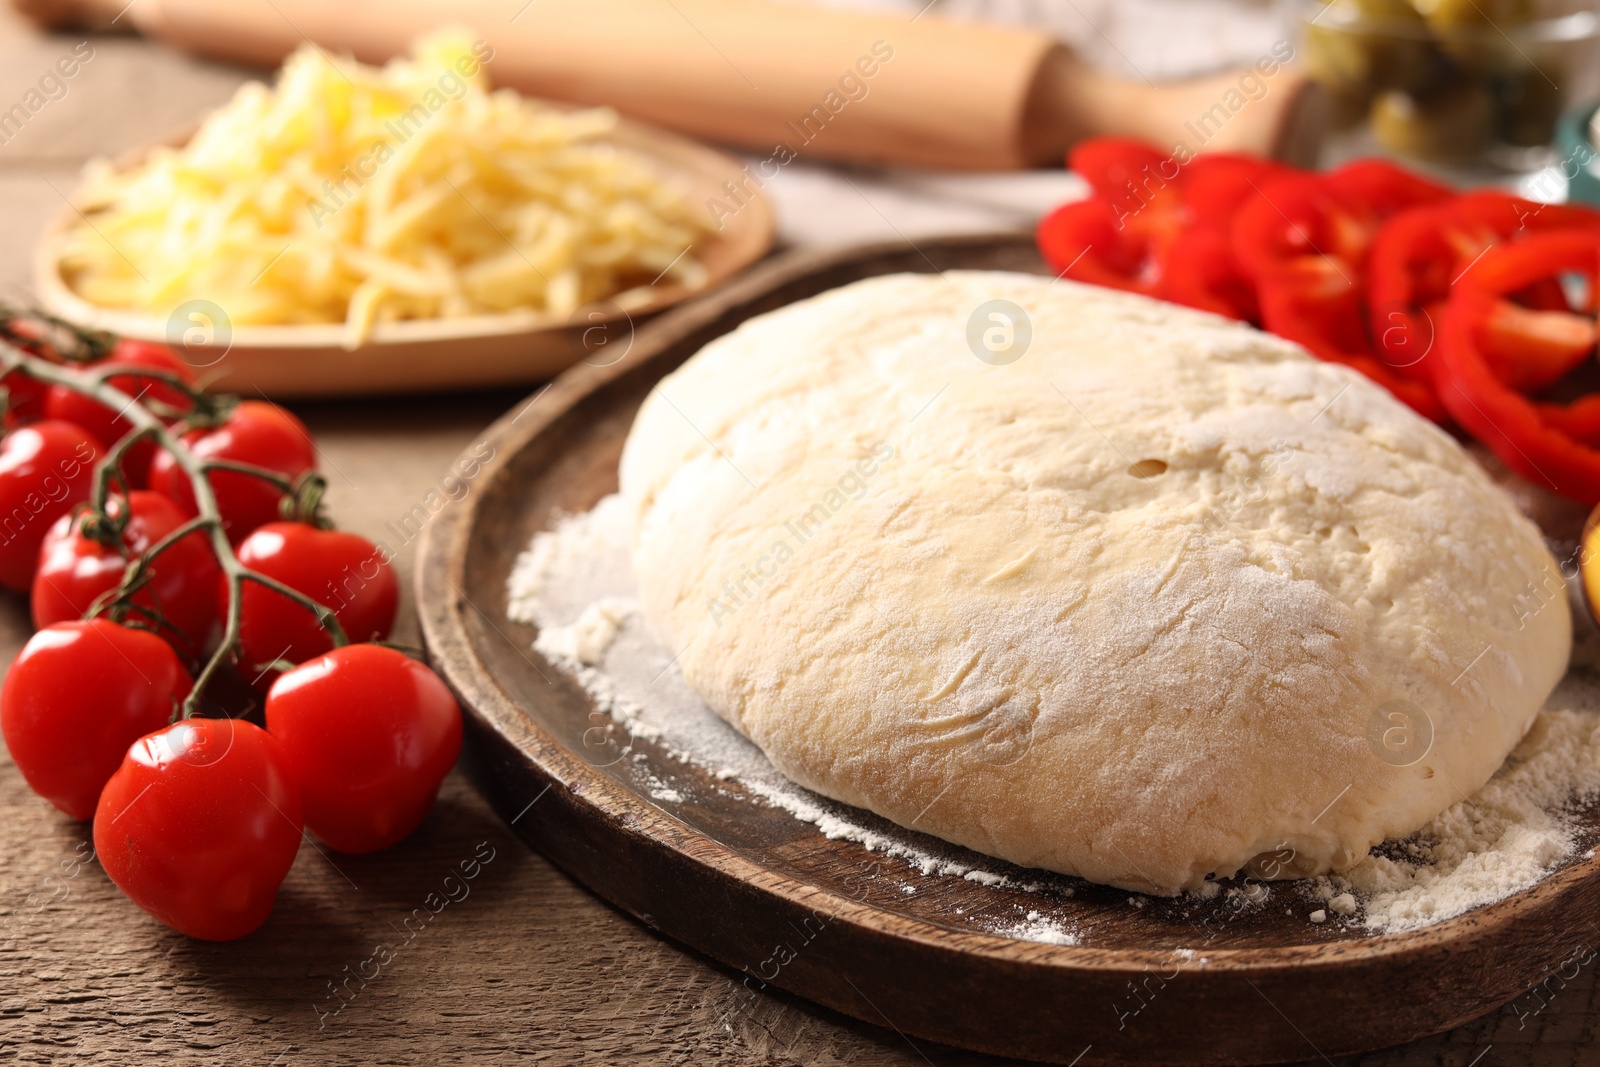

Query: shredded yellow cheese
57;31;715;347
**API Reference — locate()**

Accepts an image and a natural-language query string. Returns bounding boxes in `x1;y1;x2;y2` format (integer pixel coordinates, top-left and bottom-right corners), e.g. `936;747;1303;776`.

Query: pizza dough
617;271;1571;895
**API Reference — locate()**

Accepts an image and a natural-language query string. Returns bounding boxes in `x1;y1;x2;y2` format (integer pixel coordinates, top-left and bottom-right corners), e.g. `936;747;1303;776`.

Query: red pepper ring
1328;158;1453;216
1035;198;1156;295
1232;162;1451;286
1436;231;1600;503
1180;153;1299;225
1254;257;1446;421
1366;201;1491;379
1368;192;1600;383
1069;138;1173;214
1231;174;1372;284
1157;226;1258;322
1538;395;1600;447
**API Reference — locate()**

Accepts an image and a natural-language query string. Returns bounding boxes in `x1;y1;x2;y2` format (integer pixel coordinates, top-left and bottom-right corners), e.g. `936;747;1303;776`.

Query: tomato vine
0;337;348;718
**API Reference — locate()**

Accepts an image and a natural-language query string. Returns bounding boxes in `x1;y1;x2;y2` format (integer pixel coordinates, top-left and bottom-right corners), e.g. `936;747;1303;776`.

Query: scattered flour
1317;700;1600;934
506;493;1600;941
1001;910;1080;946
533;596;635;666
739;775;1004;882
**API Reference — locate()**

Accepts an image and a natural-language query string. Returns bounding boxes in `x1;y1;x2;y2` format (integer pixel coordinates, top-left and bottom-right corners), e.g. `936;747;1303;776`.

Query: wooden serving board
415;233;1600;1066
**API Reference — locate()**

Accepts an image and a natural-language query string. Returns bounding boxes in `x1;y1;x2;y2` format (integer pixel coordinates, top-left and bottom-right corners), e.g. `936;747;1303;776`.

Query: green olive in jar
1305;0;1441;94
1327;84;1377;130
1371;81;1495;161
1412;0;1536;72
1495;63;1565;146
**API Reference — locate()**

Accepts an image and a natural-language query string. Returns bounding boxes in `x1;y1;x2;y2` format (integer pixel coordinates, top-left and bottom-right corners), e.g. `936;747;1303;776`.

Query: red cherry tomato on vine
148;401;316;545
225;522;398;680
266;644;462;853
43;342;197;487
94;717;303;940
0;318;60;427
0;420;103;591
2;367;48;428
0;619;193;820
32;490;221;654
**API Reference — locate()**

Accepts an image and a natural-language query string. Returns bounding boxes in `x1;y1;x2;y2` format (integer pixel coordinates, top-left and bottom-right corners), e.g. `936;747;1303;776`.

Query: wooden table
0;12;1591;1066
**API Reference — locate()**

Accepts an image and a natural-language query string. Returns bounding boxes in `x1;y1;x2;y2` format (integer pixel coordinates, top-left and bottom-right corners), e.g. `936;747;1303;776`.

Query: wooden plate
416;233;1600;1066
33;117;772;399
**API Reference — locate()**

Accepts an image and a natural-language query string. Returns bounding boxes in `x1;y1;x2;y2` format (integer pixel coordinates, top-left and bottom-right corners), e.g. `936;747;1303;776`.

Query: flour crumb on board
738;777;1035;890
507;494;636;622
507;492;1600;938
533;597;635;666
1001;910;1080;946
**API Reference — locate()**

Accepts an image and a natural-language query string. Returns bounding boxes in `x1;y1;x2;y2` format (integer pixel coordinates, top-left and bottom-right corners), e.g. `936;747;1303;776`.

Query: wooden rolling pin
16;0;1323;169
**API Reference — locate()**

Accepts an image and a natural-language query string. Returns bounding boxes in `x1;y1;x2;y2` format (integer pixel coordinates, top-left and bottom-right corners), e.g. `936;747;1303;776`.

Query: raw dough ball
619;272;1570;894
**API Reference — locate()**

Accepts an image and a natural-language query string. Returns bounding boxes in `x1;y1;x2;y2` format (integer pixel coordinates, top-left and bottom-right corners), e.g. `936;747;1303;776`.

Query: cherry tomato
225;522;398;680
1;368;48;428
148;402;316;545
0;319;58;427
94;717;302;940
1;619;193;820
32;490;220;653
0;420;104;591
43;342;196;487
266;645;462;853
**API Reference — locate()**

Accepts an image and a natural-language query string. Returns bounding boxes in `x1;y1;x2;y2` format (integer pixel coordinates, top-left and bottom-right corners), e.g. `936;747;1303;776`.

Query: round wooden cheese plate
34;117;772;399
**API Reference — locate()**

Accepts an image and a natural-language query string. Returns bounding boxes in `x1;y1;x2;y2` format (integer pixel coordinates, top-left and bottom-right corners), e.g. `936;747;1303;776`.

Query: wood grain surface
0;10;1594;1066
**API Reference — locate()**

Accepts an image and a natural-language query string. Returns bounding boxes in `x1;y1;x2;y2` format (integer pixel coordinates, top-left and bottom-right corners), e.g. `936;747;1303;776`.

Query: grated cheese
57;31;714;347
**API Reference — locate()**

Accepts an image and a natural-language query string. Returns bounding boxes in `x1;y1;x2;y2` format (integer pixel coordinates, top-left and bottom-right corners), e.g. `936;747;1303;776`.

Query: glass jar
1288;0;1600;173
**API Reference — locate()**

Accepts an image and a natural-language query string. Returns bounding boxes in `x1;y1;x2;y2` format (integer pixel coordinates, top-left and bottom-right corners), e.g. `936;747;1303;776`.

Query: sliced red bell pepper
1155;154;1296;324
1258;257;1370;360
1231;174;1373;284
1538;395;1600;446
1231;165;1451;420
1069;138;1176;217
1050;142;1285;315
1036;197;1157;295
1231;162;1450;286
1436;231;1600;502
1043;139;1188;294
1257;256;1446;421
1367;192;1600;383
1473;300;1595;392
1158;226;1259;321
1326;158;1453;216
1053;139;1316;325
1181;153;1299;223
